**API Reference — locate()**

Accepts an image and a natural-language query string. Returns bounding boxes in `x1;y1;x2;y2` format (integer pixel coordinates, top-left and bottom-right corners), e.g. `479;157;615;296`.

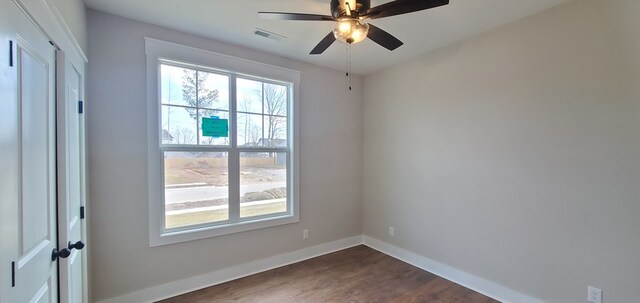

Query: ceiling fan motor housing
331;0;371;18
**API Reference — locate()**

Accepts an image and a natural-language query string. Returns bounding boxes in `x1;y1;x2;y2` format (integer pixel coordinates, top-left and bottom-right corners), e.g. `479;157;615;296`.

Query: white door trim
12;0;87;63
8;0;88;302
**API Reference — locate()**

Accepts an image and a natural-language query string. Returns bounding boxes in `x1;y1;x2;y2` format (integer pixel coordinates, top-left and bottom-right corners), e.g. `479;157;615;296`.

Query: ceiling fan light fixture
333;19;369;44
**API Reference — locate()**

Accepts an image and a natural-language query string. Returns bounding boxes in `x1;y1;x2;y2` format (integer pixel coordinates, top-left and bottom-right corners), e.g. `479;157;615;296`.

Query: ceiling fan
258;0;450;55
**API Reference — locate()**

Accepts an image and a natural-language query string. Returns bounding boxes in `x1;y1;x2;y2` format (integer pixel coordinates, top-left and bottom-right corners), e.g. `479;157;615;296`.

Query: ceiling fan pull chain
345;43;350;91
348;43;352;91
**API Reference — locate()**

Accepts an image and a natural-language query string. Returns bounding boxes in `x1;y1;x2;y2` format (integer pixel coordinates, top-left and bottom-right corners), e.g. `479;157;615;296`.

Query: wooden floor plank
158;245;500;303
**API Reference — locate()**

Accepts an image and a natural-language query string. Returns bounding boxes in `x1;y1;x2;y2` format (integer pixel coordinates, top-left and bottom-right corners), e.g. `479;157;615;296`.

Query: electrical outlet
302;229;309;239
389;226;395;236
588;286;602;303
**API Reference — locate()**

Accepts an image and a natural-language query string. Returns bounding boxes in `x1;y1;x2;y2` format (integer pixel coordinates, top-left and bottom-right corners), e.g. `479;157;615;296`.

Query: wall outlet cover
588;286;602;303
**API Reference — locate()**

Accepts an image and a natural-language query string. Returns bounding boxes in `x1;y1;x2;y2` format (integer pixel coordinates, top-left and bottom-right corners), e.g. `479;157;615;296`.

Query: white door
0;1;58;302
56;50;88;303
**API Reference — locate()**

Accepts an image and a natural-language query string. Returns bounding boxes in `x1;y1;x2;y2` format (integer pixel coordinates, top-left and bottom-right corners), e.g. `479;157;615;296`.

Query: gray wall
86;10;362;301
363;0;640;302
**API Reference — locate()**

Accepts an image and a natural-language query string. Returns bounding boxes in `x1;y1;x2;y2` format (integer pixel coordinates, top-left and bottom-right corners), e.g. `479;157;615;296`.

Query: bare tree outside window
239;96;255;145
181;70;229;146
249;125;261;144
173;128;196;145
182;70;220;119
238;96;262;146
263;83;287;147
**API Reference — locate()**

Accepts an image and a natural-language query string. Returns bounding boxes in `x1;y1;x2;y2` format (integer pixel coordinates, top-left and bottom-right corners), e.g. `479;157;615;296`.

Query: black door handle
68;240;85;250
52;248;71;261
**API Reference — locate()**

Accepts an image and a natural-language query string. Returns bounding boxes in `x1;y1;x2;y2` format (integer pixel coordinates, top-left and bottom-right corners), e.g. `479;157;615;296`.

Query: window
146;38;299;246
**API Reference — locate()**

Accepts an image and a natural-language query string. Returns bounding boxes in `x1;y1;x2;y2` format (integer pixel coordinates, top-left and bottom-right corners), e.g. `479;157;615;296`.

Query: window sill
149;214;299;247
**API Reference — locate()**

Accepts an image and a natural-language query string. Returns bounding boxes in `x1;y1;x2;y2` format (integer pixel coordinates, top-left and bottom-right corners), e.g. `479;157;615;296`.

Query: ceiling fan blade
258;12;335;21
367;24;403;51
310;32;337;55
364;0;449;20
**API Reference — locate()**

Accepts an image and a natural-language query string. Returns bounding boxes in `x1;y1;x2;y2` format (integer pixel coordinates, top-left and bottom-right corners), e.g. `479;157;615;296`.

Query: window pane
237;78;262;114
262;115;287;147
237;113;263;146
162;105;197;145
240;152;287;218
263;83;288;117
198;110;229;146
160;64;190;107
199;71;229;111
164;152;229;229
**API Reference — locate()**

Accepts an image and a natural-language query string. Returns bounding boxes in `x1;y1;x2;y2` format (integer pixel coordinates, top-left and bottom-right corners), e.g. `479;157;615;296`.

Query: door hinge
80;206;85;219
9;40;14;67
11;261;15;287
78;100;84;114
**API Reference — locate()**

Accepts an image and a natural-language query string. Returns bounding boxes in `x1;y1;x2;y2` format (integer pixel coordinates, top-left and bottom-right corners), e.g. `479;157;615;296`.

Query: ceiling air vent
254;28;286;42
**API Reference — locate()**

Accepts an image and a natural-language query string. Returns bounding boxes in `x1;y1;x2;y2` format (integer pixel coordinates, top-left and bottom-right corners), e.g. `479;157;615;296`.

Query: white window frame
145;38;300;247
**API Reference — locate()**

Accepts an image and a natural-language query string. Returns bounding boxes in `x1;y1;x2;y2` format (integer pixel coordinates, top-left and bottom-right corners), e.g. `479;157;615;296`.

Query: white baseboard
96;235;363;303
362;235;544;303
96;235;543;303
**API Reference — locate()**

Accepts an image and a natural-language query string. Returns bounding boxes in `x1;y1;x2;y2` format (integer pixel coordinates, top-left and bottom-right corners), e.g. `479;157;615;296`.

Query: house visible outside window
146;38;299;246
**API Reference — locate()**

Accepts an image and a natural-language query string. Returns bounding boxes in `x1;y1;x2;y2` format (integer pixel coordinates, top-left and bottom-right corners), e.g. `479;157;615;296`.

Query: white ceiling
83;0;571;75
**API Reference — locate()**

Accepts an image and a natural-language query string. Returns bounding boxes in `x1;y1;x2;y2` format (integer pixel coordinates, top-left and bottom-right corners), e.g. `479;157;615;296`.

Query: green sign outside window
201;117;229;138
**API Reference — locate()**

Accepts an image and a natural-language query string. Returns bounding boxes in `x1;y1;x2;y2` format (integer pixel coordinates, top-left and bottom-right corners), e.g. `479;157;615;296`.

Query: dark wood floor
159;245;500;303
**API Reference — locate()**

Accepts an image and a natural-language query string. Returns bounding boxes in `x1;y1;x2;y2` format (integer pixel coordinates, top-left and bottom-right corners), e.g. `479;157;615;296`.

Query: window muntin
236;77;289;147
160;63;230;146
159;60;292;232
